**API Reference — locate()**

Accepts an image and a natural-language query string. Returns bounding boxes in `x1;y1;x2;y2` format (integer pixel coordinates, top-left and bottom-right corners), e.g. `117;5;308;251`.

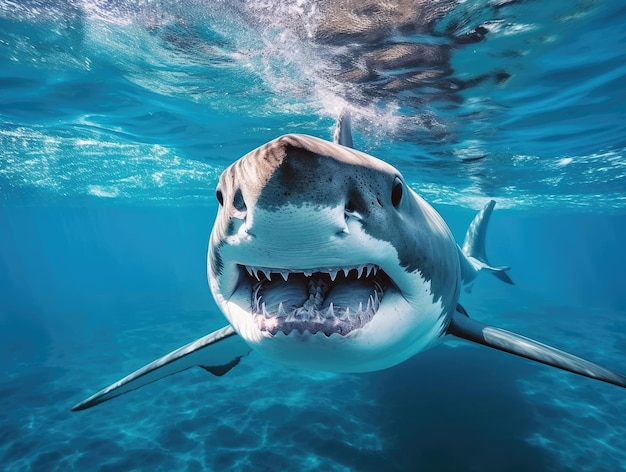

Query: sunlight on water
1;0;624;209
0;126;221;202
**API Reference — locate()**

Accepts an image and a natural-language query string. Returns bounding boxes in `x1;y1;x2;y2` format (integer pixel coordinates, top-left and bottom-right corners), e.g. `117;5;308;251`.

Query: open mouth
239;264;391;336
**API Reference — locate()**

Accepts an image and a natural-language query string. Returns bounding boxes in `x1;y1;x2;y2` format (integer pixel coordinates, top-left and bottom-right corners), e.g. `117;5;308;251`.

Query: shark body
72;119;626;411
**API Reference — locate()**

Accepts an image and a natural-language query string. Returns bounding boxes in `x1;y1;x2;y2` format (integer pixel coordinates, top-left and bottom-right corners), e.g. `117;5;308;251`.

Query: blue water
1;1;626;470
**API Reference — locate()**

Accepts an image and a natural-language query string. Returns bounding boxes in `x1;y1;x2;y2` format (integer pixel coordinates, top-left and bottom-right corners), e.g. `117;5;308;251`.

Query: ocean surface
1;1;625;471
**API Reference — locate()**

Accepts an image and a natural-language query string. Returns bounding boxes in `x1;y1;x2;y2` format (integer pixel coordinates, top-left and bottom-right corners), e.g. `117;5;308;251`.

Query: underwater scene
1;1;626;471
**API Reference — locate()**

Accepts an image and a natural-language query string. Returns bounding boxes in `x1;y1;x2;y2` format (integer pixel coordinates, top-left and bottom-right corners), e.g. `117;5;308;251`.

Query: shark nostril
345;199;356;213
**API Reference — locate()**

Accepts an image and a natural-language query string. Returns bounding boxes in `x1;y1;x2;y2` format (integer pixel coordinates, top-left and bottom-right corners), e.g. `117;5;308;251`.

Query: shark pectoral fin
447;310;626;389
71;325;251;411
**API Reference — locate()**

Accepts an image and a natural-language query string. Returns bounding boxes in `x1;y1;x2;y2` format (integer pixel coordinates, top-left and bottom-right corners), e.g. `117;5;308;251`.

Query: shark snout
243;204;350;247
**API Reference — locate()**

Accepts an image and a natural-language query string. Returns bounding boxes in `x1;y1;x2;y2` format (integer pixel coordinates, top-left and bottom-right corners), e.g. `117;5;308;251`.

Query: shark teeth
253;293;381;337
243;264;380;282
244;263;389;337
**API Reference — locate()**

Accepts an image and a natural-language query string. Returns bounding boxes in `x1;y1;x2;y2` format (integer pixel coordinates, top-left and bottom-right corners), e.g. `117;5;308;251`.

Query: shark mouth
240;265;390;337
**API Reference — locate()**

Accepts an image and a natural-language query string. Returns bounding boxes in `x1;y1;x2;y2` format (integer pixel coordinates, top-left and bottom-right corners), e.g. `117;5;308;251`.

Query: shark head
208;134;461;372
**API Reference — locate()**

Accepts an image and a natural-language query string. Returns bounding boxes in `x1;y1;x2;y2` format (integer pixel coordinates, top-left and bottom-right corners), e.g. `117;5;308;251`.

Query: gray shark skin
72;121;626;411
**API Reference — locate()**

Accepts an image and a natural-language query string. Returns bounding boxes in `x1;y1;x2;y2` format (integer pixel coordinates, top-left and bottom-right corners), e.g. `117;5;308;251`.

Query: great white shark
72;117;626;411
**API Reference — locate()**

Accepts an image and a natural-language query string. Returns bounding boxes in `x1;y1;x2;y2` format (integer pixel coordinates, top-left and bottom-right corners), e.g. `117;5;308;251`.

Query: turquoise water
1;1;626;471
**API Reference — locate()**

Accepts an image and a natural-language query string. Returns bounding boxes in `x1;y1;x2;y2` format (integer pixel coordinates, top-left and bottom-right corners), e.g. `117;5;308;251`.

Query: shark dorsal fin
460;200;514;288
333;112;353;148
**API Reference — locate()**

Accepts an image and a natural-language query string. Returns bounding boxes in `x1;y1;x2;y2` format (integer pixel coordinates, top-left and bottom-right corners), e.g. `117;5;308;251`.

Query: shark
72;116;626;411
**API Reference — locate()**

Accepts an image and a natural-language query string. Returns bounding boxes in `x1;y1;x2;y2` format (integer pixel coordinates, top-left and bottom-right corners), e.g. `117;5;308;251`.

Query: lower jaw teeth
255;317;365;336
255;293;379;319
253;297;379;336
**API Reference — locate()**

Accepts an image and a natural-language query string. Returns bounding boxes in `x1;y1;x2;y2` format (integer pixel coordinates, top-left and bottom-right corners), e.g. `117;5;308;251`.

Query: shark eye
391;177;403;208
216;189;224;206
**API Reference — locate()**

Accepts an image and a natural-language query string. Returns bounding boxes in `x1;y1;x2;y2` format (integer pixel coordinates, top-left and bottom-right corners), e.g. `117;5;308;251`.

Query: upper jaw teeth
244;264;380;281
